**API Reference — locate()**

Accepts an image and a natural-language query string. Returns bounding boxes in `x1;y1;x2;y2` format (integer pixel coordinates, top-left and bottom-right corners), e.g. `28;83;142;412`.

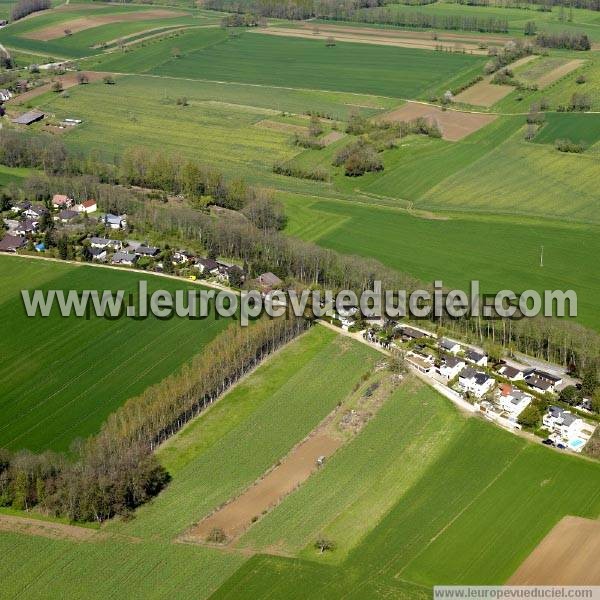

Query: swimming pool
568;438;586;451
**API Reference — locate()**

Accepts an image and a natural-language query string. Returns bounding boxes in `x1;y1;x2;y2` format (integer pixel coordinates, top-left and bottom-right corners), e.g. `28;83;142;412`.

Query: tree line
536;31;591;50
10;0;50;21
0;316;307;521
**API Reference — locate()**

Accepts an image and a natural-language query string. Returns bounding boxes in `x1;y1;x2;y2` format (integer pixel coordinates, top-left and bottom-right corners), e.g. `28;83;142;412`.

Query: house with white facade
498;384;532;418
439;355;466;380
459;367;495;398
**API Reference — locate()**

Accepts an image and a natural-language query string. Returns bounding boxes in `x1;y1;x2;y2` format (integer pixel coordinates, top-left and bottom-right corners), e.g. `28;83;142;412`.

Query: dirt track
508;516;600;585
189;432;342;543
378;102;496;141
25;10;185;41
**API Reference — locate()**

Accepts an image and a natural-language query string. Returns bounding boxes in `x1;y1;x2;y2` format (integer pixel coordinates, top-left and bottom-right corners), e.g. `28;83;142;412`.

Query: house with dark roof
89;237;122;251
57;209;79;223
465;349;488;367
14;219;38;235
112;252;137;266
0;235;26;253
24;204;49;219
89;247;107;262
135;245;160;257
439;355;466;380
525;375;553;394
439;338;461;354
459;367;494;398
543;406;584;440
100;213;127;230
400;326;427;341
497;365;524;381
194;257;220;275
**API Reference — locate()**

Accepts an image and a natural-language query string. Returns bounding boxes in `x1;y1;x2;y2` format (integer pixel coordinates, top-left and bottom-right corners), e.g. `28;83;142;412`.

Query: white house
498;384;532;418
439;355;466;380
459;367;495;398
0;89;12;102
89;237;122;251
439;338;461;355
75;199;97;214
465;349;488;367
543;406;586;445
497;365;525;381
100;213;127;230
24;205;49;219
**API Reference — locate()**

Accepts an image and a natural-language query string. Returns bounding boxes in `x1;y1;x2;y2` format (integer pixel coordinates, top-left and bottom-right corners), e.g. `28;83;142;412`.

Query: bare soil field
0;514;99;542
25;10;185;41
255;119;310;134
535;59;586;89
188;432;343;543
253;27;487;55
377;101;496;141
454;55;537;106
10;71;113;103
508;516;600;585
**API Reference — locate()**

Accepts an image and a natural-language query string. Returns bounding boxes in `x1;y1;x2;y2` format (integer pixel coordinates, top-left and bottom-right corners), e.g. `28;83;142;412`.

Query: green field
2;328;599;599
534;112;600;147
145;31;484;99
213;414;600;598
0;256;230;452
280;192;600;330
106;326;379;540
0;4;213;58
31;74;397;188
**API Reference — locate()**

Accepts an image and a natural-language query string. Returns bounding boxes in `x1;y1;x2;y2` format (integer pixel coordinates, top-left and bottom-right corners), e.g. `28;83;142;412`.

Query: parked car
542;439;555;446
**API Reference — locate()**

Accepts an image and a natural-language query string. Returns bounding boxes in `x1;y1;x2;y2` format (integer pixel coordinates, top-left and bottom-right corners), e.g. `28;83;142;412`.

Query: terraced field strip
508;516;600;585
454;55;537;107
535;59;586;89
189;431;343;543
24;9;187;41
377;101;497;141
254;26;487;54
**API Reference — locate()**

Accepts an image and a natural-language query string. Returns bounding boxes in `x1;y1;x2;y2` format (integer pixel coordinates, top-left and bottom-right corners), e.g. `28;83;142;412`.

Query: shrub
555;138;585;153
